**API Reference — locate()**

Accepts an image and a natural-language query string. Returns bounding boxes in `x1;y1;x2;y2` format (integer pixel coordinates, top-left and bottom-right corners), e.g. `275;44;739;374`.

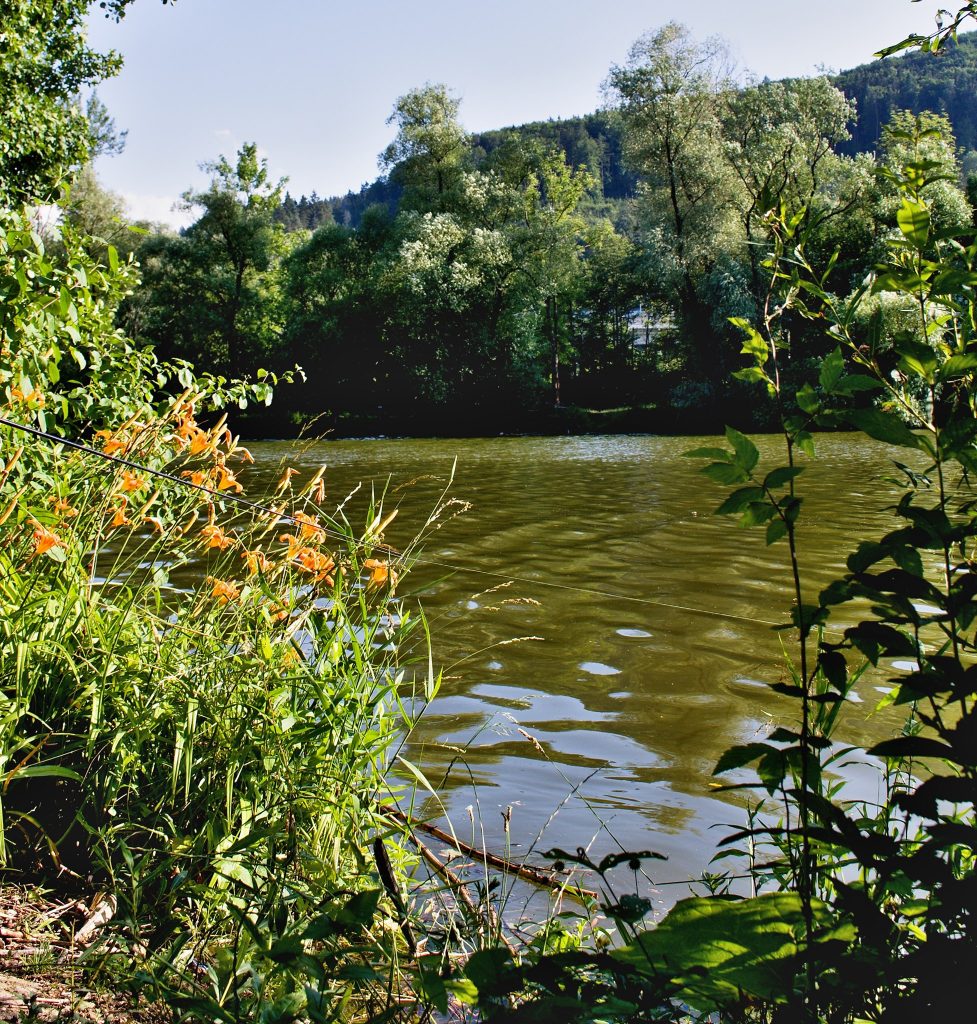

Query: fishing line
0;413;798;632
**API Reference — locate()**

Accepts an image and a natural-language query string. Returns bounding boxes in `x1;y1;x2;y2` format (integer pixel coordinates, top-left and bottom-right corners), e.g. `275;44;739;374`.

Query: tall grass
0;206;443;1020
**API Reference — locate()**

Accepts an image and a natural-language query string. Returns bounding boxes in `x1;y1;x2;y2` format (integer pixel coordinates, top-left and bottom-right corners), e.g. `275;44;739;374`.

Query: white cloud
121;192;194;231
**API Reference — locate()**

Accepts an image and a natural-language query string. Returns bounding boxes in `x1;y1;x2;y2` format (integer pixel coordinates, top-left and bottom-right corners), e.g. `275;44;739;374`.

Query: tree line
73;23;976;436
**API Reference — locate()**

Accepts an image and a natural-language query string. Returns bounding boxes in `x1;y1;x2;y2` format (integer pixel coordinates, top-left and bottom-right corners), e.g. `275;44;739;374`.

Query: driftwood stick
407;832;516;954
382;806;597;902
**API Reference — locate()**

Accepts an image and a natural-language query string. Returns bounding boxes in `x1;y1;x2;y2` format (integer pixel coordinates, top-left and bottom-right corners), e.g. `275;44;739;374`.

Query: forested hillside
285;30;977;234
836;29;977;157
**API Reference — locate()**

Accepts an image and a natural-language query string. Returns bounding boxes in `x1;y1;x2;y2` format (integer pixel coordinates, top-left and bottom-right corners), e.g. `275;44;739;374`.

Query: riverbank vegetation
3;1;977;1021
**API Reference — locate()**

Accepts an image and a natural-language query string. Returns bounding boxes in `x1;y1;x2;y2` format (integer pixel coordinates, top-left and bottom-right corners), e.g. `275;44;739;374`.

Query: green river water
248;432;912;909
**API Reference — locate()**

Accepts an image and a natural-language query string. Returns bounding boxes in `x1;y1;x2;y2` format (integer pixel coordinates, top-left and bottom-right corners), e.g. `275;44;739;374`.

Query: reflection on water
245;433;911;896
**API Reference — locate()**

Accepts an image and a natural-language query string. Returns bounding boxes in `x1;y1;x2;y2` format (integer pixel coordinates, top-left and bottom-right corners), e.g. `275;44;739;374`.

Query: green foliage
0;202;437;1020
0;1;120;204
381;85;470;213
126;143;293;378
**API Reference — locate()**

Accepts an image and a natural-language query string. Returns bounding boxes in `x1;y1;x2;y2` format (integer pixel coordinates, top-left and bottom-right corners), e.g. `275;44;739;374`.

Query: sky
86;0;952;228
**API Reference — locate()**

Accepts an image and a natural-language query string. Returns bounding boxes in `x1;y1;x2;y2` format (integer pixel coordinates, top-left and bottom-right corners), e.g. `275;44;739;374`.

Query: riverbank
233;397;783;441
0;886;164;1024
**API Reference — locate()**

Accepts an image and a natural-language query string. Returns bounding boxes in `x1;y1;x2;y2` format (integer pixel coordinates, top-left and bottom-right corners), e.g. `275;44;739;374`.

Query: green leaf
9;765;81;781
443;978;479;1006
740;502;777;528
725;426;759;472
869;737;956;761
714;743;772;776
894;337;938;379
939;353;977;379
612;894;850;1010
734;366;769;385
715;487;765;516
845;410;920;449
796;383;819;414
819;349;845;392
795;430;815;458
763;466;802;490
703;462;749;485
835;374;882;395
757;750;788;793
766;518;788;545
896;198;931;248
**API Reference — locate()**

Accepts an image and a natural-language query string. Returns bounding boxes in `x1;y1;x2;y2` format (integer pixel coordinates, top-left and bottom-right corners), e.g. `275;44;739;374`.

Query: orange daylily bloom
28;517;62;556
263;601;291;623
241;548;273;575
108;501;131;529
278;532;304;558
94;430;128;456
291;511;324;540
10;385;43;406
364;558;397;590
275;467;299;493
233;446;255;464
175;417;198;440
216;464;243;494
48;496;78;518
143;516;165;535
200;524;235;551
120;469;146;493
188;429;210;456
297;548;335;584
181;469;209;487
207;578;240;605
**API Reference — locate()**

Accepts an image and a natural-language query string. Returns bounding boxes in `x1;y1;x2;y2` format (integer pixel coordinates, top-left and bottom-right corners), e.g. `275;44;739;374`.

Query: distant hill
835;29;977;156
276;32;977;232
470;110;637;201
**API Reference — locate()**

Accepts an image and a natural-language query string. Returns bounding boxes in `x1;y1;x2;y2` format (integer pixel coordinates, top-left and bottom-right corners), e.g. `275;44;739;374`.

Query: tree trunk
549;296;562;408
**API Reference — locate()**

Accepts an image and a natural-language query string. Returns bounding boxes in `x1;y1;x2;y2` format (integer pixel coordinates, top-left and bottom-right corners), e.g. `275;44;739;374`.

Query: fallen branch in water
382;806;598;902
405;829;516;954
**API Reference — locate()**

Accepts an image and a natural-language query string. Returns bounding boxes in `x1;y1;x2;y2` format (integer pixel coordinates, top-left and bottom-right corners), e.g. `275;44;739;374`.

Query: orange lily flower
278;532;304;558
143;516;165;535
48;496;78;518
207;578;240;605
94;429;128;456
241;548;273;575
275;467;299;493
292;511;324;540
181;469;209;487
108;501;131;529
200;524;234;551
216;464;243;494
10;385;44;407
120;469;145;493
364;558;397;590
28;517;62;556
263;601;291;623
297;548;335;584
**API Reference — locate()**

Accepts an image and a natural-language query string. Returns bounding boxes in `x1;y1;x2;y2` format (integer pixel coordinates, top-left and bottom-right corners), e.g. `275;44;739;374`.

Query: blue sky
86;0;950;227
